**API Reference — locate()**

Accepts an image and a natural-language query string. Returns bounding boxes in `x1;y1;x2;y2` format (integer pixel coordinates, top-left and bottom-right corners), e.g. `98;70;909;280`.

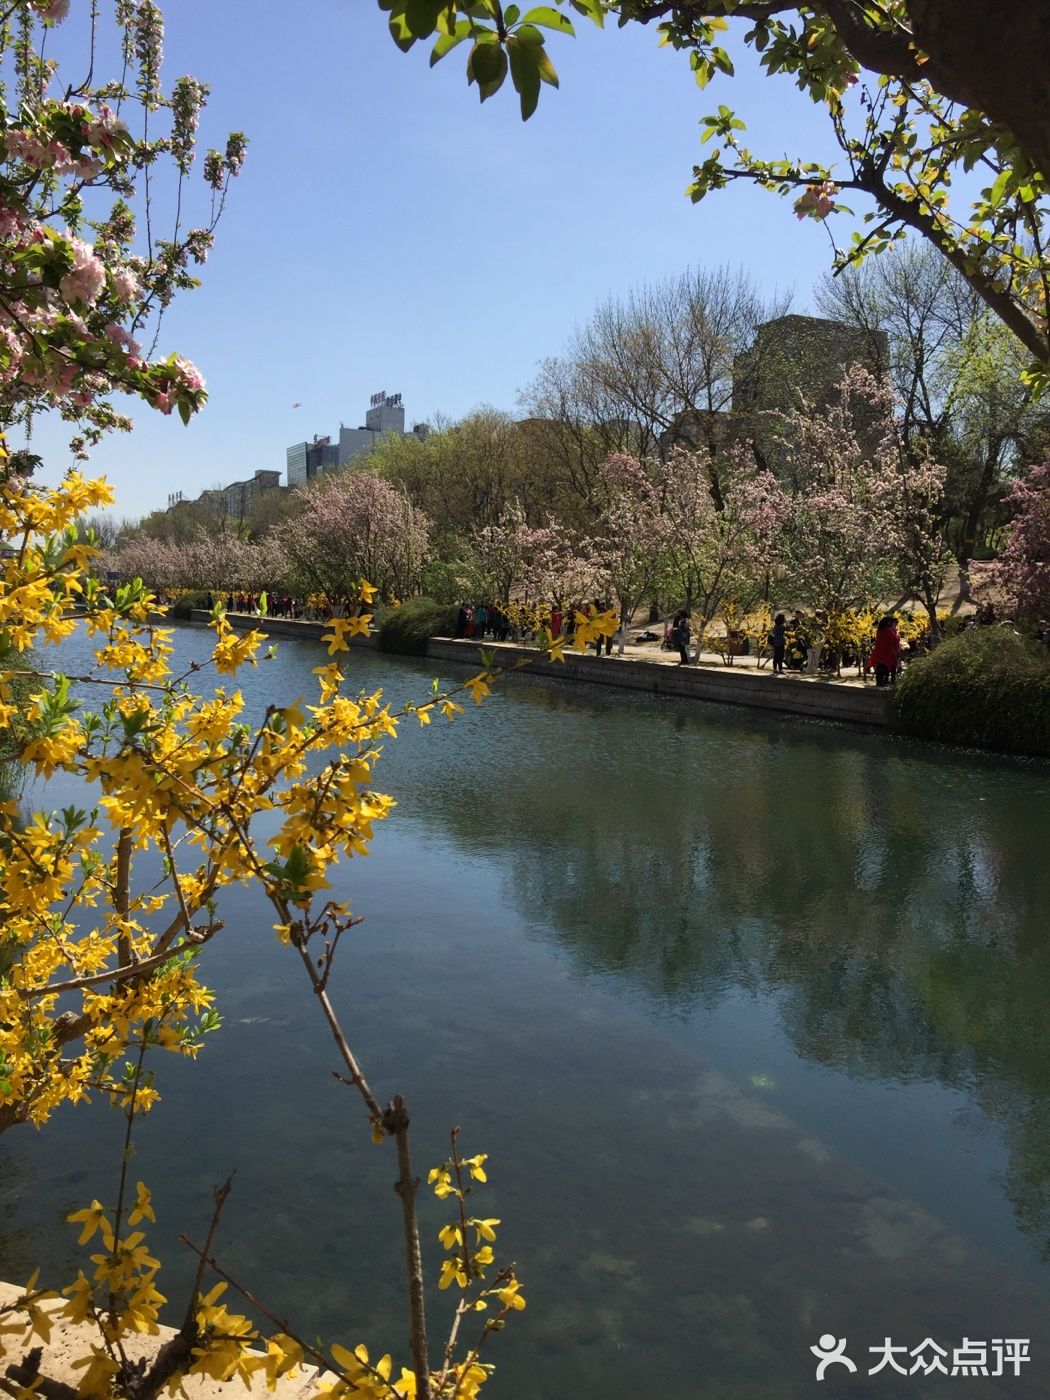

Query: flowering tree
657;445;783;646
277;471;431;603
464;506;577;604
977;464;1050;624
108;530;291;594
591;453;671;653
775;367;946;628
0;2;245;455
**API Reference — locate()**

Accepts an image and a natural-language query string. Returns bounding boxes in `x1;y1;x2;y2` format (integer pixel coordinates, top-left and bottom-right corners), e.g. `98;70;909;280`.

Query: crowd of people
201;590;336;619
453;599;617;652
453;601;512;641
181;587;1041;686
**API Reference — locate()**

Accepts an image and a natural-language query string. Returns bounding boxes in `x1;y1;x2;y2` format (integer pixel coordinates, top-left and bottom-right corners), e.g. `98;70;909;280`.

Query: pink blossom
0;205;22;240
976;463;1050;622
59;236;106;307
276;470;430;601
104;323;141;356
89;103;127;149
45;140;75;173
5;132;49;167
111;268;141;304
656;445;786;631
773;365;944;615
0;326;24;369
794;180;839;221
173;355;205;392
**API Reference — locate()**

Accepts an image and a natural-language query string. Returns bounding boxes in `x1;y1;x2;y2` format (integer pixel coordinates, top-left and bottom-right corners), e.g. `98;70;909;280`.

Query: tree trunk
957;442;1003;574
908;1;1050;199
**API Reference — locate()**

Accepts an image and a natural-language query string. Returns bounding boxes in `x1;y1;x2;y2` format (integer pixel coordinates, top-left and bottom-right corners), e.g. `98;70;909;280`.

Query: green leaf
693;56;713;89
404;0;444;39
569;0;603;26
468;39;508;99
508;36;542;119
520;6;574;34
987;167;1011;207
431;20;473;66
388;13;417;53
534;45;559;87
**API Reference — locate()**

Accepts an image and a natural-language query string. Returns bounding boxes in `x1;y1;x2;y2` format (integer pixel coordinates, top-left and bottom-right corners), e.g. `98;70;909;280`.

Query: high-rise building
285;391;424;487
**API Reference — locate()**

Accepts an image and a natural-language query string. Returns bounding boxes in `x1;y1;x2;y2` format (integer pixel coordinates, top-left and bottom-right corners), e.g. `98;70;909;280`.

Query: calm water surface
3;626;1050;1398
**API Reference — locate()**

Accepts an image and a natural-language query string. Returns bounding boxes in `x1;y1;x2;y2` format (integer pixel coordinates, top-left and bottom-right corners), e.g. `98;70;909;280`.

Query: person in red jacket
867;615;902;686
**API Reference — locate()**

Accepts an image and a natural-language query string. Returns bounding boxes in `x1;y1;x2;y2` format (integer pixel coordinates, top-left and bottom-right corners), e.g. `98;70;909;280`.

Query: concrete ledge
188;611;377;649
186;613;889;729
424;638;891;728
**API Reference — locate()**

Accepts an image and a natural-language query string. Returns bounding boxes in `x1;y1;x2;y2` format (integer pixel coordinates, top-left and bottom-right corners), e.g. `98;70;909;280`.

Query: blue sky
28;1;850;519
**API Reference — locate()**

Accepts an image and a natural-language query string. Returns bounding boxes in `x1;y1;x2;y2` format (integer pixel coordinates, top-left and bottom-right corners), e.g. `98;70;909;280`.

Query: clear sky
27;1;851;519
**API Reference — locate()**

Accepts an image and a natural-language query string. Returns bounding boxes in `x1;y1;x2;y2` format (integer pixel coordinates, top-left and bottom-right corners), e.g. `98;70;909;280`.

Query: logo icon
811;1335;858;1381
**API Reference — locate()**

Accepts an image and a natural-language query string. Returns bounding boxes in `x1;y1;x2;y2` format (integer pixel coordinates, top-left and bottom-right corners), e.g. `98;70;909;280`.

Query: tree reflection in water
413;677;1050;1259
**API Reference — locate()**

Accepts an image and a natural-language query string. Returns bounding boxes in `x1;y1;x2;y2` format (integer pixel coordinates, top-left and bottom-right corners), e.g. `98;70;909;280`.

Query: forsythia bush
0;462;618;1398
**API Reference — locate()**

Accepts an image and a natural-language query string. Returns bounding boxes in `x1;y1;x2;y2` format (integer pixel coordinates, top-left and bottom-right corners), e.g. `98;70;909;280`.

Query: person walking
867;615;902;686
770;613;786;675
671;609;691;666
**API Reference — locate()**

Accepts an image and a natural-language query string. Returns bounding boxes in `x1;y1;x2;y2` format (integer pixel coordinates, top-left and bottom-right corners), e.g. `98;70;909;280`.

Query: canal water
2;626;1050;1398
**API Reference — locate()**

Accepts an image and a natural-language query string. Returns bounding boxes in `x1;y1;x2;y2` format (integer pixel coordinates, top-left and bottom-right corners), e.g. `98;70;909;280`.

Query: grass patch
377;597;457;656
891;628;1050;757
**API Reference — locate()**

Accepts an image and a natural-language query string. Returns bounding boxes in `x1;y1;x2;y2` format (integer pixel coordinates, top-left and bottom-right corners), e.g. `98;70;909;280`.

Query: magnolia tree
592;453;670;654
464;506;578;605
977;463;1050;624
774;367;947;633
0;1;245;453
108;530;289;594
277;470;431;603
657;445;783;649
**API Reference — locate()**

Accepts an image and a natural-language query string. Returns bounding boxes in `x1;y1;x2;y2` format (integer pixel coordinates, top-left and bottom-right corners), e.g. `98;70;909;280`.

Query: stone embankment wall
189;612;890;729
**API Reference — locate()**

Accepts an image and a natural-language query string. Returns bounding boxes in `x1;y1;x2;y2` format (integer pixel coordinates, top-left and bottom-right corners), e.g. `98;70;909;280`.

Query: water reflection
398;675;1050;1261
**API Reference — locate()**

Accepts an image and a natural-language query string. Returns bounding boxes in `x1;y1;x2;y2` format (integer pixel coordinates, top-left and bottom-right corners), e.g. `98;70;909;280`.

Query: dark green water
3;627;1050;1398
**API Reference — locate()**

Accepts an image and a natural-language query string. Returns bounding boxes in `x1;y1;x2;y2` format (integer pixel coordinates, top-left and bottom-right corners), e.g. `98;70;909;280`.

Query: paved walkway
542;635;875;688
221;612;880;691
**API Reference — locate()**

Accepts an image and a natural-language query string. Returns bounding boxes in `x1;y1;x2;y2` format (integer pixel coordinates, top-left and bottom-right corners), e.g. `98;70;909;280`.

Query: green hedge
377;597;457;656
891;628;1050;757
171;590;212;620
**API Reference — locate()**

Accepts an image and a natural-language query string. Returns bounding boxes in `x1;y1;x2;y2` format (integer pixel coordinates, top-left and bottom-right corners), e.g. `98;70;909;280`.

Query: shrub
891;628;1050;756
377;596;458;655
170;590;212;620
